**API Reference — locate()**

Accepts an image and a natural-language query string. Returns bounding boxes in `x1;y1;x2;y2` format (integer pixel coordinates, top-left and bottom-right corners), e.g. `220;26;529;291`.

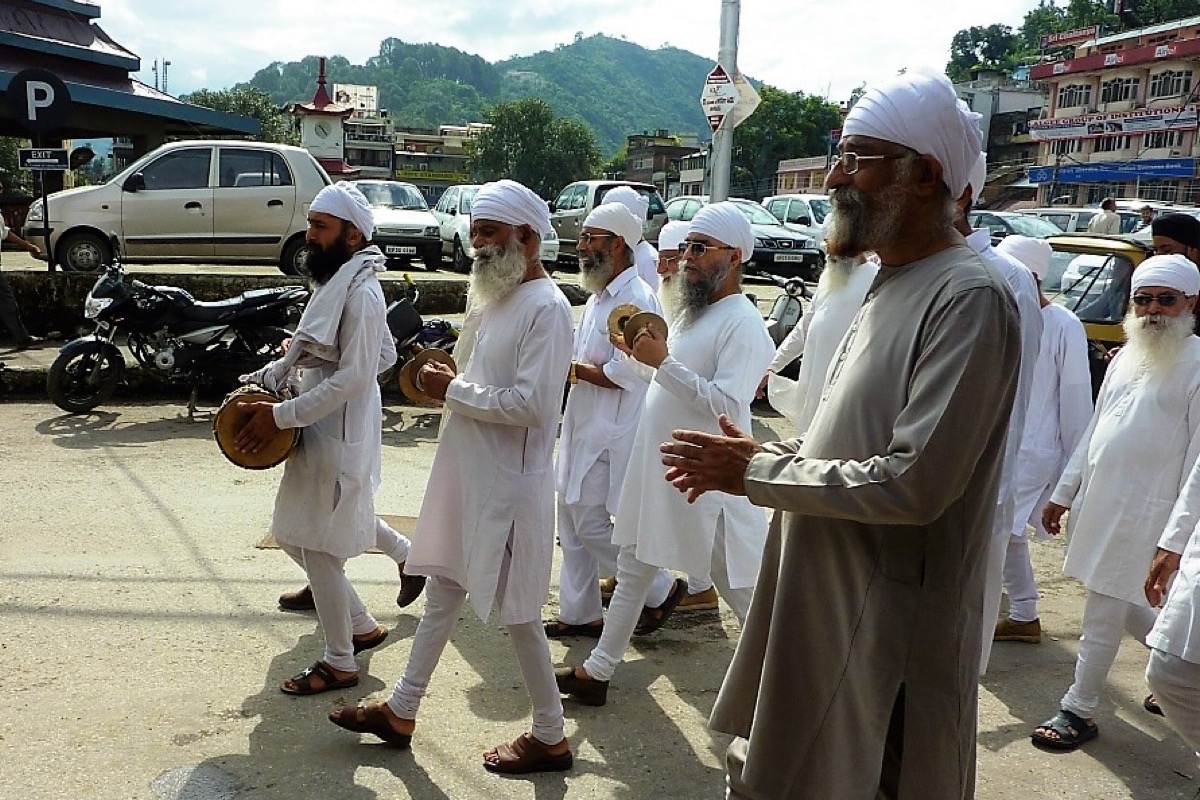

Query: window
554;184;583;211
1094;135;1133;153
141;149;211;190
1150;69;1193;98
1141;179;1180;202
1051;139;1083;155
1100;77;1140;103
767;200;788;220
1143;130;1186;149
219;149;292;188
1057;84;1092;108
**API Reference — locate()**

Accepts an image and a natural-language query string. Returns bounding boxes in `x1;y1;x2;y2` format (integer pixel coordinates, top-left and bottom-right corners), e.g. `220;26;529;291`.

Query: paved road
1;397;1197;799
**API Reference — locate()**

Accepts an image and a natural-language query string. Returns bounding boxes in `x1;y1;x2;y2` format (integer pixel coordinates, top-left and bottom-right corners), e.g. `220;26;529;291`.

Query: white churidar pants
1061;589;1157;719
280;542;380;673
1002;535;1039;622
1146;648;1200;759
374;516;411;564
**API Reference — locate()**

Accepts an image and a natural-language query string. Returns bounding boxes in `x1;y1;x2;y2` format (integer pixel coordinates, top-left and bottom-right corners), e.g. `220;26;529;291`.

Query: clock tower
290;57;358;178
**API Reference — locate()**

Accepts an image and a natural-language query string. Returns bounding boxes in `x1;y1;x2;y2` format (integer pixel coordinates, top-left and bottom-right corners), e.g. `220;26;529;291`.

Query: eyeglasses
677;241;736;257
578;232;616;245
832;151;907;175
1131;292;1185;307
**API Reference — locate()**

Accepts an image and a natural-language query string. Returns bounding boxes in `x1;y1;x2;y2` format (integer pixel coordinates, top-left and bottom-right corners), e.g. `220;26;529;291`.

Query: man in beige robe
661;70;1021;799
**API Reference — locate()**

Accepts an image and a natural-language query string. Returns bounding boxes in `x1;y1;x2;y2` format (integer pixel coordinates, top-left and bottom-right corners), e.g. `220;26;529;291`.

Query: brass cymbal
607;303;642;339
623;311;668;350
398;348;457;405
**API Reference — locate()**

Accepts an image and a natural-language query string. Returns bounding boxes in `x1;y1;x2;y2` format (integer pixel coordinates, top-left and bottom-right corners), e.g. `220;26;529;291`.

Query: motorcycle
47;237;309;414
380;274;460;399
746;270;811;379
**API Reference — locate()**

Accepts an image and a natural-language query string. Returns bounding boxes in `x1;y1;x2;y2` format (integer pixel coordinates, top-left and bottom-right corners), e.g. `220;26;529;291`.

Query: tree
181;87;298;144
600;143;628;178
468;98;600;198
0;137;30;193
730;87;842;200
946;24;1021;82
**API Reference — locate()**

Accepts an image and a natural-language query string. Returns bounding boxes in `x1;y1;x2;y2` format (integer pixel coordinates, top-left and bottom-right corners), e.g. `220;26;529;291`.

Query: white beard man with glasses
1032;254;1200;752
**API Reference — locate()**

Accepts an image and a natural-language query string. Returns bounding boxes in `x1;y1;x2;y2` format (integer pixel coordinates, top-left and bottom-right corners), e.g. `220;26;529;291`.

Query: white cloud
96;0;1043;101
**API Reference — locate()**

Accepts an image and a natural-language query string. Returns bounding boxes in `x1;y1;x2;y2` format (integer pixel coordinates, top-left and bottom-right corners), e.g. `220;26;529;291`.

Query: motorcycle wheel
46;344;122;413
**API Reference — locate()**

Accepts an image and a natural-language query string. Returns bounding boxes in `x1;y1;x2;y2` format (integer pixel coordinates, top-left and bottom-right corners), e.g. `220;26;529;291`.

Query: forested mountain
236;35;725;154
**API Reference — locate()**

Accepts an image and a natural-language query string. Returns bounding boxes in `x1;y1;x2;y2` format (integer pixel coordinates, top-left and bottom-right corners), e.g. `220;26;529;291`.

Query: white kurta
635;240;659;291
268;257;389;559
1010;304;1092;539
556;266;659;513
1052;338;1200;605
1149;454;1200;663
767;262;879;434
612;294;774;586
405;278;574;625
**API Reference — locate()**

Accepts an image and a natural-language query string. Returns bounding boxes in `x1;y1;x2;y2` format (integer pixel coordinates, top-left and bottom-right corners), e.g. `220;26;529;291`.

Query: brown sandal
352;625;389;654
328;702;413;748
483;732;573;774
280;661;358;696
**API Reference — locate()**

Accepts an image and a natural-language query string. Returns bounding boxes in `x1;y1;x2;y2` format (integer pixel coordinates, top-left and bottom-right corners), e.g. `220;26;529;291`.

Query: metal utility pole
709;0;740;201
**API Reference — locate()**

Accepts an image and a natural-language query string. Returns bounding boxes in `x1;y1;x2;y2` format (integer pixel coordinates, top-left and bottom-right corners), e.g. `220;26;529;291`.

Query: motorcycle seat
180;287;307;324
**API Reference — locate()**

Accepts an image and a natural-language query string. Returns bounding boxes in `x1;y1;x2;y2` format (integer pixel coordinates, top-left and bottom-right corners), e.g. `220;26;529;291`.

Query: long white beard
817;255;863;293
658;273;685;323
468;240;527;309
1122;309;1195;371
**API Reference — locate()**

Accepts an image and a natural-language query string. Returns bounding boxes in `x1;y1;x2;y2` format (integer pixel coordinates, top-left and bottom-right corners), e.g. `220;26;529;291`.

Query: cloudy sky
96;0;1041;102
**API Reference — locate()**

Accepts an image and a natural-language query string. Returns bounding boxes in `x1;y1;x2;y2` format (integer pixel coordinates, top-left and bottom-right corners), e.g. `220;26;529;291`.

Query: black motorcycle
380;274;459;396
47;239;309;414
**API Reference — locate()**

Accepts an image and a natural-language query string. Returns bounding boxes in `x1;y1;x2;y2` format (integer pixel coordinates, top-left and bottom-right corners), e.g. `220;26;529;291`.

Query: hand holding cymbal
399;348;457;405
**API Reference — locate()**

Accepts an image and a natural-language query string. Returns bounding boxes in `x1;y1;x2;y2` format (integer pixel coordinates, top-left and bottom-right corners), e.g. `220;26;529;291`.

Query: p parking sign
5;69;71;134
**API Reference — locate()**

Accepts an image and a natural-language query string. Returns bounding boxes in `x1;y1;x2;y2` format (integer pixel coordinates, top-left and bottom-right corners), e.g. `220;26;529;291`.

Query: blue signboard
1028;157;1197;183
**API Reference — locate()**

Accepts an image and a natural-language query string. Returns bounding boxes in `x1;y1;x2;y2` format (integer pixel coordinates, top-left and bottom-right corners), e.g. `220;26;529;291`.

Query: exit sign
19;148;69;170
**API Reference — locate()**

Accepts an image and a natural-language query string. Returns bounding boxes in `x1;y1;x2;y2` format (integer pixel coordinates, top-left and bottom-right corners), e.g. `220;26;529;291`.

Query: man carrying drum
235;181;394;696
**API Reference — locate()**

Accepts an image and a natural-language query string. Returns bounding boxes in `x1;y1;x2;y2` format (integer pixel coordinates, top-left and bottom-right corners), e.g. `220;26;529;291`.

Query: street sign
19;148;70;171
701;64;741;132
5;69;71;134
727;72;761;129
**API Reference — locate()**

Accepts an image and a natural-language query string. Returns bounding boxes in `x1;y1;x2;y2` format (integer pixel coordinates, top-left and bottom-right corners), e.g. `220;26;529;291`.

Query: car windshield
359;183;428;210
1005;214;1063;238
733;201;782;226
1047;250;1134;324
808;197;831;224
460;188;478;213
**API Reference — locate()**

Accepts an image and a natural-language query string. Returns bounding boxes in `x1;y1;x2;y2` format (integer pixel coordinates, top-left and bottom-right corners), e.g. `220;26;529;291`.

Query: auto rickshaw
1044;233;1155;397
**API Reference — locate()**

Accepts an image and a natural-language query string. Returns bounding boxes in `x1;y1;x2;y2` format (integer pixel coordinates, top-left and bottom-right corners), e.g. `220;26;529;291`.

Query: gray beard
1121;309;1195;371
825;178;914;259
468;240;527;309
675;261;728;328
579;248;613;295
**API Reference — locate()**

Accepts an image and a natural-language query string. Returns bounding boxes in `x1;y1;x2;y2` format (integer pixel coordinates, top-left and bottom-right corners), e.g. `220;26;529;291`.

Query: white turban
657;220;689;254
603;185;649;226
968;153;987;205
310;181;375;238
842;69;983;198
689;202;754;264
583;203;642;252
995;235;1052;280
1132;254;1200;296
469;179;553;237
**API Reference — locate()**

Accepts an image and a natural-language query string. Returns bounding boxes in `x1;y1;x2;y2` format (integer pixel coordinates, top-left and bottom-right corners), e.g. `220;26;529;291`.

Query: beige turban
603;185;649;226
470;179;553;237
689;202;754;263
1132;254;1200;295
995;235;1052;280
310;181;375;238
583;203;642;252
657;220;689;254
842;69;983;198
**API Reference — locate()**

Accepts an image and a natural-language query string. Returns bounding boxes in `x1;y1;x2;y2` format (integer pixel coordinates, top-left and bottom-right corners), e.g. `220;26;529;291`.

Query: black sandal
280;661;359;696
1144;694;1164;717
543;620;603;639
1031;709;1098;751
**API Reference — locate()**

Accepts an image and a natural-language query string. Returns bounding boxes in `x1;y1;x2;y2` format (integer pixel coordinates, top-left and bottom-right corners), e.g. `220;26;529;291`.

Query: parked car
1023;206;1143;236
663;195;823;279
23;140;330;275
761;193;831;228
354;179;441;271
550;180;666;259
967;210;1063;246
431;183;559;273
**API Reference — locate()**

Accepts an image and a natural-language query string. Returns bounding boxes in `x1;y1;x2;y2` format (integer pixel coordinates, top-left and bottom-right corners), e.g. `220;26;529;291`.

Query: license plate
385;246;418;256
775;253;808;263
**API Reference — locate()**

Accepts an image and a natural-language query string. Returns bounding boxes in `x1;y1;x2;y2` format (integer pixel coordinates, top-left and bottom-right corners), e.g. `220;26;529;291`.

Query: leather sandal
634;577;688;636
543;619;603;639
397;562;427;608
483;732;573;774
555;665;608;706
1144;694;1164;717
280;661;359;696
328;702;413;748
352;625;389;654
278;584;315;611
1031;709;1098;751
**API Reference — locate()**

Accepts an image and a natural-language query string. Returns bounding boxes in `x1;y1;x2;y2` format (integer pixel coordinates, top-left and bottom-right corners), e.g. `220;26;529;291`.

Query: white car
354;180;442;271
432;183;559;273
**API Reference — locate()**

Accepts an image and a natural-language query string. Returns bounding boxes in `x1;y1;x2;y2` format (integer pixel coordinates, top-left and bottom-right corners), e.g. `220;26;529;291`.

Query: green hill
237;34;728;154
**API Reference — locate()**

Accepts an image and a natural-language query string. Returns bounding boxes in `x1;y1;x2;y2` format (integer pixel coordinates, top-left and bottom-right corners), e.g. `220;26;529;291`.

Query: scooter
746;271;810;373
379;274;460;396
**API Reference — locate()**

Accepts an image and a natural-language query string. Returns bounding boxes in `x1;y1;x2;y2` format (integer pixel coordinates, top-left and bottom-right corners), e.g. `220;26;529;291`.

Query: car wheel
59;231;110;273
423;254;441;272
452;237;470;273
279;236;306;276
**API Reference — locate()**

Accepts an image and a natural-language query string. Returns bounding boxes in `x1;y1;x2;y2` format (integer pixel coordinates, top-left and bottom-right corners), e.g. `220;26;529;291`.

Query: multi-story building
337;83;393;180
775;156;830;195
955;71;1046;204
675;147;710;198
392;124;486;204
1028;17;1200;205
625;130;701;197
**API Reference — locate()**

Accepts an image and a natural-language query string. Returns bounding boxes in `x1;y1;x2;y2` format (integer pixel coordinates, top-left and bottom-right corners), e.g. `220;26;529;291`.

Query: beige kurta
710;245;1020;799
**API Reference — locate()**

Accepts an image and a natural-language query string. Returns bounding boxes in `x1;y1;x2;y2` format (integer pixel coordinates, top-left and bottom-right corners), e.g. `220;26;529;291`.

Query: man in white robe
1032;255;1200;751
554;202;774;708
992;235;1092;644
328;180;576;774
235;181;391;695
956;154;1045;674
603;185;659;290
661;70;1021;798
547;203;675;637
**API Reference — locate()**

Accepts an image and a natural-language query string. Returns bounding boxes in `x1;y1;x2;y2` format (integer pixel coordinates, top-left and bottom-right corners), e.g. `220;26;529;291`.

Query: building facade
624;130;700;197
955;72;1046;204
1028;17;1200;205
775;156;829;195
392;124;485;204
